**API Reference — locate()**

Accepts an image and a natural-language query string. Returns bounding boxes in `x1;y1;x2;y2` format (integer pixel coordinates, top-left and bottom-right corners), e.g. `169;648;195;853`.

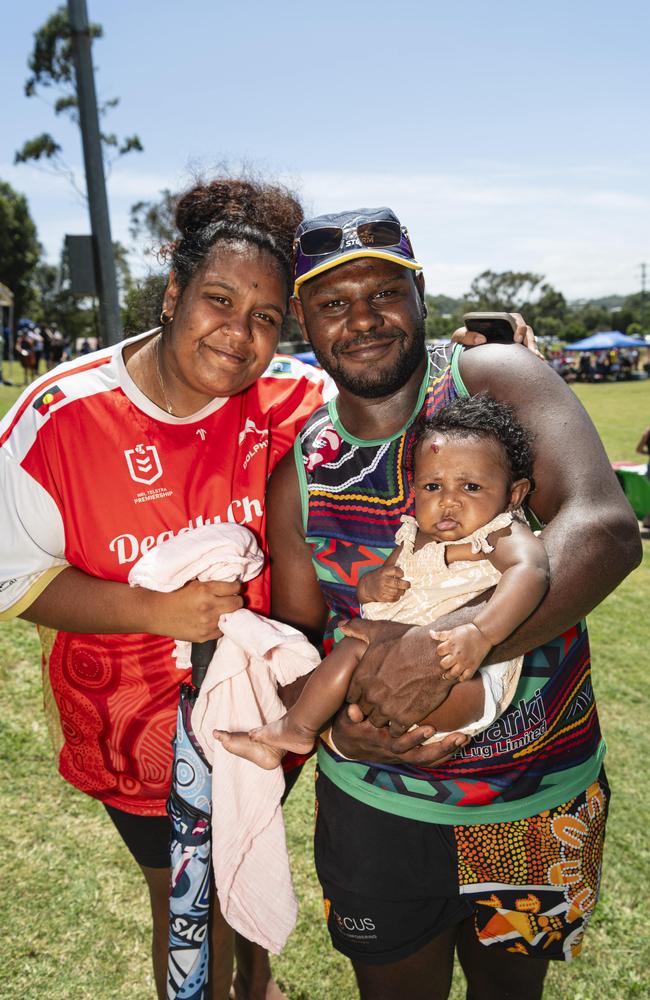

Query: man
267;208;641;999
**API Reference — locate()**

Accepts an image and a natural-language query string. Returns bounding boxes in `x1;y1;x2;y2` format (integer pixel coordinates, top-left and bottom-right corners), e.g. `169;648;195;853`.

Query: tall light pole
67;0;121;346
640;262;647;335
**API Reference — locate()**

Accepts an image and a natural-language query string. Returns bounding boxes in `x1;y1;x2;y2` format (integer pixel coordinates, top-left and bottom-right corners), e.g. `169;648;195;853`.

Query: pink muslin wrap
128;522;320;954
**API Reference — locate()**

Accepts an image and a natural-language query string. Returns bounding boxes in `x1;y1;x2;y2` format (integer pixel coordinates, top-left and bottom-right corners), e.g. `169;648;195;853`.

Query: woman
0;177;326;1000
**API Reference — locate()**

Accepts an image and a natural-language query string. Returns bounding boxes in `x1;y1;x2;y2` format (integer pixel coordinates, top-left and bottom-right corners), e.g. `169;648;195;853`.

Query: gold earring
160;309;173;326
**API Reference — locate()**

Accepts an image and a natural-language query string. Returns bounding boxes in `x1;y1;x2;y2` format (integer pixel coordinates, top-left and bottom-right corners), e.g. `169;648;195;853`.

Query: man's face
293;259;427;398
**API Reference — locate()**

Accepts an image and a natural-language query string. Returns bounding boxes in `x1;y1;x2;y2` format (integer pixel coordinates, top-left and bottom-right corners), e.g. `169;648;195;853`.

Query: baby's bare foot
250;715;317;756
214;730;285;770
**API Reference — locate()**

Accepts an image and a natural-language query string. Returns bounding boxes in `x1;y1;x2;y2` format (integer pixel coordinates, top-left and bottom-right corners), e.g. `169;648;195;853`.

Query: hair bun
174;178;302;247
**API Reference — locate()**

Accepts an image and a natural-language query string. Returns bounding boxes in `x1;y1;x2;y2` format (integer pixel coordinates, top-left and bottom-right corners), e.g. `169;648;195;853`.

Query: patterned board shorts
315;769;610;964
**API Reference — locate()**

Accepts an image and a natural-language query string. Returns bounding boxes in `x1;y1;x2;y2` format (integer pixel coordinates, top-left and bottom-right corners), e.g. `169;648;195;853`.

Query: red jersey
0;332;327;814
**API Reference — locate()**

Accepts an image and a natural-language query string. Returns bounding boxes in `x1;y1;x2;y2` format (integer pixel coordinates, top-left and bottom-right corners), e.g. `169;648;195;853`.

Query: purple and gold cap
293;206;422;296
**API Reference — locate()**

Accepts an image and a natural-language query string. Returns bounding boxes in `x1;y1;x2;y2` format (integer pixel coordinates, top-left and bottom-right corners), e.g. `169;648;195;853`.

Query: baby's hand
429;623;492;682
358;565;410;604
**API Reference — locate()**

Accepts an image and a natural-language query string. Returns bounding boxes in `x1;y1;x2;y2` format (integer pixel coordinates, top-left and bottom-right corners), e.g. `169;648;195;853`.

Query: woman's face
162;242;286;401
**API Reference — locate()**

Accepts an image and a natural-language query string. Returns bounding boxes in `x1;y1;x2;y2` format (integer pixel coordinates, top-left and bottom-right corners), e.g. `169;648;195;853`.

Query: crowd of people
0;180;643;1000
7;321;69;383
546;346;647;382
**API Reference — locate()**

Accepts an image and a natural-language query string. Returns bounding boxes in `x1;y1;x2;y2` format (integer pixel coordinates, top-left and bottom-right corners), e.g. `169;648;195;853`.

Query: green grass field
1;376;649;999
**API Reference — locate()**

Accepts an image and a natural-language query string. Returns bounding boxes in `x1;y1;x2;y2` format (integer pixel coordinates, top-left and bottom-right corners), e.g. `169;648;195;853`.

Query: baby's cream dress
361;512;524;742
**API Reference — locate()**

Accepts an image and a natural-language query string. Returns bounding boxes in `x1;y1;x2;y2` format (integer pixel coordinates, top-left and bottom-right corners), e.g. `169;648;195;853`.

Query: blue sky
2;0;648;299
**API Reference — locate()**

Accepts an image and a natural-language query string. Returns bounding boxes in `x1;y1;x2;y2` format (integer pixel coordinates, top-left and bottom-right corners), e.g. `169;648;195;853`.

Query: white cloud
4;159;647;299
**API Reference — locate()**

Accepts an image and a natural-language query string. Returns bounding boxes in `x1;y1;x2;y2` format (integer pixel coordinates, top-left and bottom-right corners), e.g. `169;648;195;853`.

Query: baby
217;394;550;767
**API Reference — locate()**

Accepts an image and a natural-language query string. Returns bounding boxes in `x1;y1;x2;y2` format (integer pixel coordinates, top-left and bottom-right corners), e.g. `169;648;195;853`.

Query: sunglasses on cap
294;218;408;258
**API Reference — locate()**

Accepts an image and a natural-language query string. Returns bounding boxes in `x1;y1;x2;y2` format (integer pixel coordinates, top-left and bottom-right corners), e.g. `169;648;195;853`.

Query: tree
466;270;546;311
0;180;41;324
129;189;177;252
463;269;570;340
15;5;142;195
32;259;94;343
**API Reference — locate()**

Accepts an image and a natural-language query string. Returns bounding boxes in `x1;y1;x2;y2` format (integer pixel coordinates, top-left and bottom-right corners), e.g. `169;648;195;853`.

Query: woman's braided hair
412;392;536;489
161;175;304;301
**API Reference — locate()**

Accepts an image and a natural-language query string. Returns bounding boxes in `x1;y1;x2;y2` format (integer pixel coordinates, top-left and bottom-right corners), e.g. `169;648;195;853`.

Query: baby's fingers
436;640;455;659
430;629;451;643
444;663;466;679
346;702;365;722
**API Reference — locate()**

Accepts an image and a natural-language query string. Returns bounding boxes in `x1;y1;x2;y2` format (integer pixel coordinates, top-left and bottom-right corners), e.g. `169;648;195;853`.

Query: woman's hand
144;579;243;642
451;312;543;360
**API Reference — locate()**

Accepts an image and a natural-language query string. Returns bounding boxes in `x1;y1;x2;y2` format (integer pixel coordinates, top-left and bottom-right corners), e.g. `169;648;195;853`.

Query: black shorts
105;763;305;869
105;805;172;868
314;767;610;966
314;770;472;965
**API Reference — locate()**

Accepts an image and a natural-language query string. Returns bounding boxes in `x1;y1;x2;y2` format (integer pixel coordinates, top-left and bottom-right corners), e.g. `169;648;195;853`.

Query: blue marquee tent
564;331;648;351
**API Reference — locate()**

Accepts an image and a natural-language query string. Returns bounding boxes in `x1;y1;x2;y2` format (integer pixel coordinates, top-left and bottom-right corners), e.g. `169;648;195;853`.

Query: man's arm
461;344;641;654
266;452;329;647
346;345;641;730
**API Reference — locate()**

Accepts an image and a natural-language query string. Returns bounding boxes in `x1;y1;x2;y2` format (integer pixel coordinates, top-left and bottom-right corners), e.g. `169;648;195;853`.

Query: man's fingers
366;706;391;729
402;731;469;766
389;726;435;753
511;315;544;360
450;326;486;347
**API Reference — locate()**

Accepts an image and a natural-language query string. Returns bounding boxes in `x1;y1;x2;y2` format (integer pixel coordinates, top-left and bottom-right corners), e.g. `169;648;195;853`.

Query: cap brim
294;248;422;297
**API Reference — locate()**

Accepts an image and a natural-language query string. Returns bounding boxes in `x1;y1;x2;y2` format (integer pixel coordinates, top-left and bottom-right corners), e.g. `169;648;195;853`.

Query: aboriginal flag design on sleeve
299;346;605;825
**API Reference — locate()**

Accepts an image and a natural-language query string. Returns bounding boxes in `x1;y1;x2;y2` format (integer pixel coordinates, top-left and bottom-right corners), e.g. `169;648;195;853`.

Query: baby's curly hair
412;393;535;489
161;173;304;300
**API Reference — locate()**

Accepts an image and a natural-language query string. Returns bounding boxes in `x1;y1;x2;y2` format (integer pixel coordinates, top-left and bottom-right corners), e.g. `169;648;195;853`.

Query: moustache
332;329;406;358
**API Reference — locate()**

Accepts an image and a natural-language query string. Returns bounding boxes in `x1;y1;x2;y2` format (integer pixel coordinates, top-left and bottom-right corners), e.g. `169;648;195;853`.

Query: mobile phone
463;312;518;345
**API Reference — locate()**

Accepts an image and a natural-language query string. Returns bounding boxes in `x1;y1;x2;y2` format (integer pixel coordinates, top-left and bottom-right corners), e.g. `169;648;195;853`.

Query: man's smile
335;333;403;362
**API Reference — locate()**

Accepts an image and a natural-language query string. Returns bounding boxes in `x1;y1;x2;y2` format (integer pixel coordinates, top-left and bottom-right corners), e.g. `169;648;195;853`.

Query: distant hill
425;294;467;316
568;294;631;311
427;292;637;315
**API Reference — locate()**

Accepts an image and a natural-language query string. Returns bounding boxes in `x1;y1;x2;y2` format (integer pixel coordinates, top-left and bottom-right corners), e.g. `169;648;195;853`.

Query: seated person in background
217;394;550;767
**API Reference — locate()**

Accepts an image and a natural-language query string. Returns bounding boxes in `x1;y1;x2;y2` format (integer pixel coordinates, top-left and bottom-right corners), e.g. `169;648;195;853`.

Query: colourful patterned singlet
295;346;605;824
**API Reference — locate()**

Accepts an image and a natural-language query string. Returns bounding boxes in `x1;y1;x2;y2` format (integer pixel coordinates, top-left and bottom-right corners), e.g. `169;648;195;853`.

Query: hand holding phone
462;312;518;345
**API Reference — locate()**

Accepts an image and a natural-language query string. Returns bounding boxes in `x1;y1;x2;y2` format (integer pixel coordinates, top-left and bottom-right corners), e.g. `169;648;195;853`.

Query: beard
311;316;427;399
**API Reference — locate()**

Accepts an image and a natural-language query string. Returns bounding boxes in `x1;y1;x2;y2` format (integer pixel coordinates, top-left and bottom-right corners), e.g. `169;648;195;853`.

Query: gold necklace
154;333;174;415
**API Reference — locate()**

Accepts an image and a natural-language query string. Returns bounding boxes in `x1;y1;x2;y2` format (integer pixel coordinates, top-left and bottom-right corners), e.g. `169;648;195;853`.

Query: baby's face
412;433;512;542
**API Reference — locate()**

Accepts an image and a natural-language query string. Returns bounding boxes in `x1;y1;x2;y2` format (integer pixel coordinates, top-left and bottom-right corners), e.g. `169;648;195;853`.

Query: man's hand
340;619;453;730
451;312;543;360
331;708;468;765
429;623;492;683
357;565;410;605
